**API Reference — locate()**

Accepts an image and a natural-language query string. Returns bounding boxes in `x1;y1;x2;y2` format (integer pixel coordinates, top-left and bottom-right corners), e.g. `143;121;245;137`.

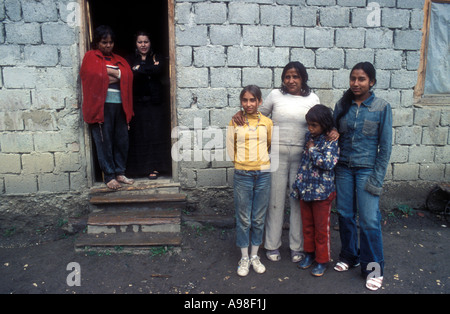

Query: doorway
84;0;174;183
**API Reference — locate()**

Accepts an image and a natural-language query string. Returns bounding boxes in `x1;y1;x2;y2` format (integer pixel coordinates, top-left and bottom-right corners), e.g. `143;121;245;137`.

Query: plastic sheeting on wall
424;2;450;95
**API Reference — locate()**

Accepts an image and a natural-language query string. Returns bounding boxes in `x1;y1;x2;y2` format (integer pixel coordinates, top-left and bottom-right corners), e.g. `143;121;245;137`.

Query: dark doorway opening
88;0;172;182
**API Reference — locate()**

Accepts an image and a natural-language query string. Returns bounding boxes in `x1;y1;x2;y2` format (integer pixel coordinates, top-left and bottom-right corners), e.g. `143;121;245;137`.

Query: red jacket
80;49;134;124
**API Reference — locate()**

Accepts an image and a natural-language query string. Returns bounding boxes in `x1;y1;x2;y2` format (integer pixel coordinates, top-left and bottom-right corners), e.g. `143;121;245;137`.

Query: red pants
300;192;336;264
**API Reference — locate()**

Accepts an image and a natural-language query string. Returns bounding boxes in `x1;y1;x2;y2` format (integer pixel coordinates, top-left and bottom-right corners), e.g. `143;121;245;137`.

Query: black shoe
311;263;328;277
297;253;315;269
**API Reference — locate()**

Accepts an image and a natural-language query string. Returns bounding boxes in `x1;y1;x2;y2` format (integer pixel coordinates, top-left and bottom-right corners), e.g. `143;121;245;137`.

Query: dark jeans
91;103;129;183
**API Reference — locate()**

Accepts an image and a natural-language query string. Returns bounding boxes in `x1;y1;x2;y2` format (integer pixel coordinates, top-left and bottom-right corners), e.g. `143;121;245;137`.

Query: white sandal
334;261;349;272
334;261;360;272
366;276;383;291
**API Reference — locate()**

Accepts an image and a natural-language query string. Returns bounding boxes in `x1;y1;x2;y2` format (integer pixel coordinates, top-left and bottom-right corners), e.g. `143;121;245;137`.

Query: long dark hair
92;25;115;48
280;61;311;97
335;62;377;129
305;104;335;135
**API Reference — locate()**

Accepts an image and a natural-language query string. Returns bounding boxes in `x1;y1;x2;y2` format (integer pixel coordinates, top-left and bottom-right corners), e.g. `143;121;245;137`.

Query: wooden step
88;209;180;226
89;193;186;210
75;232;181;248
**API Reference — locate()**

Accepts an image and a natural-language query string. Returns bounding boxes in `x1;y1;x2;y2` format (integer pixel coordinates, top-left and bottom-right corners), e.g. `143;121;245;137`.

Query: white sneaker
250;255;266;274
237;257;250;276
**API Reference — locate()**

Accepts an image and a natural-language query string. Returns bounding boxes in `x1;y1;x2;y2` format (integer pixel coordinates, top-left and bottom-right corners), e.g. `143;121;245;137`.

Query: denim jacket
291;132;339;201
333;92;392;196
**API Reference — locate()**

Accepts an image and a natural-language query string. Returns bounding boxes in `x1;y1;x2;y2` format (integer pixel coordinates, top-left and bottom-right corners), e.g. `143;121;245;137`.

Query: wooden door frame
78;0;178;185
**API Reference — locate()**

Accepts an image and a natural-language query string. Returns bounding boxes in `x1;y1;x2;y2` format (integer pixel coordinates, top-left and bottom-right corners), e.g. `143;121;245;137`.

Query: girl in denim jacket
333;62;392;291
291;104;339;277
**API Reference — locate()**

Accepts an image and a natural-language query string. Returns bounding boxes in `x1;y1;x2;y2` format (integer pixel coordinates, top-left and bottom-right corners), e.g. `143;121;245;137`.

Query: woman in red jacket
80;25;134;190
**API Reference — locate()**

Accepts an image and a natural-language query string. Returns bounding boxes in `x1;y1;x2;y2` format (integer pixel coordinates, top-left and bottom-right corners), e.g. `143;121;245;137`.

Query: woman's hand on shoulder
326;128;340;142
232;110;245;126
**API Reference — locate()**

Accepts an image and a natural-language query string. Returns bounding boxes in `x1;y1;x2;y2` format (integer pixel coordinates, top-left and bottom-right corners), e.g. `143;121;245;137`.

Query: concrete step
89;193;187;210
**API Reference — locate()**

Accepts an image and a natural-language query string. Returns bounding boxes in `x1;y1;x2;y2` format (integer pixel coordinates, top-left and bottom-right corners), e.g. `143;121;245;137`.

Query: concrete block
394;30;422;50
210;107;240;128
38;173;69;192
175;2;192;24
352;8;378;28
414;108;441;127
4;0;21;21
395;126;422;145
392;108;413;127
179;168;196;188
261;5;291;26
210;25;241;46
176;46;192;67
375;50;402;70
316;48;344;69
292;6;317;27
319;7;350;27
0;45;21;65
55;152;81;172
227;46;258;67
194;2;227;24
392;163;419;181
307;0;336;5
381;8;410;29
406;51;420;71
397;0;425;9
22;0;58;22
194;46;226;67
0;89;32;111
4;174;38;194
335;28;365;48
275;26;304;47
337;0;365;6
435;146;450;164
408;145;435;163
390;145;408;163
243;25;273;46
229;3;259;24
0;154;21;174
22;110;57;131
69;172;87;190
5;22;41;44
211;68;241;88
422;127;448;145
22;153;54;174
0;112;25;131
259;47;290;67
176;25;208;46
365;29;393;49
3;67;37;89
197;168;227;187
333;69;350;89
307;69;333;89
0;133;34;153
290;48;315;68
42;23;75;45
24;45;58;66
242;68;273;88
33;132;67;152
305;28;334;48
390;70;418;89
410;9;424;30
177;108;210;129
177;67;209;88
35;68;75;90
194;88;229;109
419;164;445;181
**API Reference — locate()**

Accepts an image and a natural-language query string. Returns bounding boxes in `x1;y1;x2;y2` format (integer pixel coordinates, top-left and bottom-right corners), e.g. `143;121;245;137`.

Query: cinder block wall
0;0;89;229
173;0;449;211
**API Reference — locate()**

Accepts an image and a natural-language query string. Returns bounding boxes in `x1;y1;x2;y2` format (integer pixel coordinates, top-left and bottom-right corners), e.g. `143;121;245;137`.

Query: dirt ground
0;208;449;297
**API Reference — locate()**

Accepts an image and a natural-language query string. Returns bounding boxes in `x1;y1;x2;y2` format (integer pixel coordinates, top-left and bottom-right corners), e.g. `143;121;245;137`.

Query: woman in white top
234;61;320;263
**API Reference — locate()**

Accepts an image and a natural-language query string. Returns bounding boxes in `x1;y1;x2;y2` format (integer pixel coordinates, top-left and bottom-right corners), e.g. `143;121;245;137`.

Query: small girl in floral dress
291;104;339;277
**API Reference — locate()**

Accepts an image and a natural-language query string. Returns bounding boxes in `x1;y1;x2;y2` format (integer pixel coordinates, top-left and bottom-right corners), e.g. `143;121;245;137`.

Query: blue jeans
234;170;271;248
335;164;384;277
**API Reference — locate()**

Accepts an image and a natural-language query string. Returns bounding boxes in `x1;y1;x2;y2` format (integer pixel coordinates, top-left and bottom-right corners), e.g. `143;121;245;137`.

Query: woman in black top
126;31;168;179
